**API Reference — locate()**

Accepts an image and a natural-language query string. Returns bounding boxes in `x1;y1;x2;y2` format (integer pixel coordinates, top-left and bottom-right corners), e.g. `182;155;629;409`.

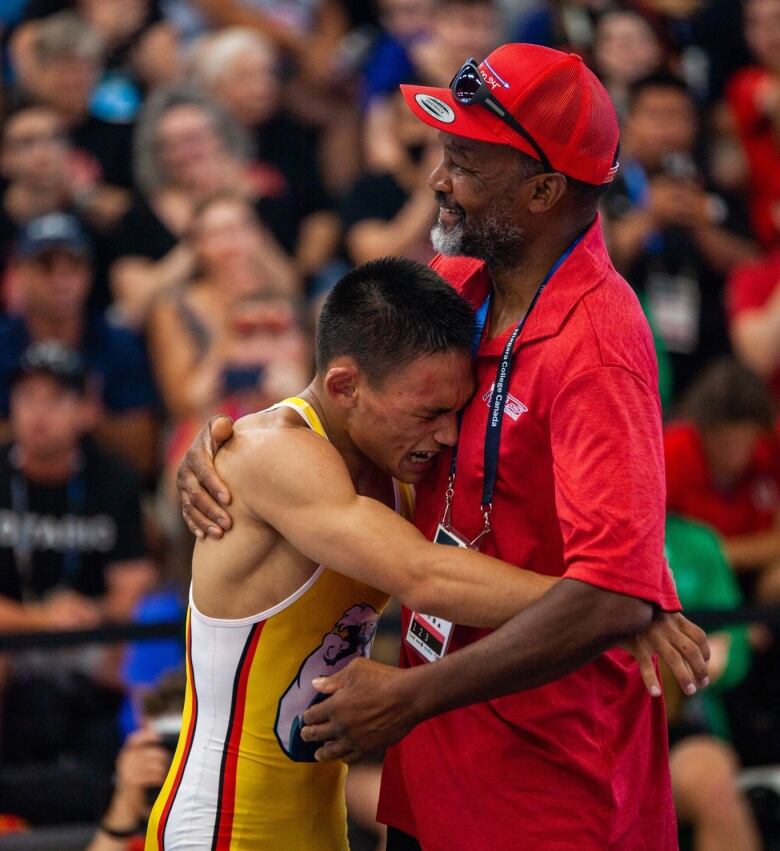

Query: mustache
435;191;465;214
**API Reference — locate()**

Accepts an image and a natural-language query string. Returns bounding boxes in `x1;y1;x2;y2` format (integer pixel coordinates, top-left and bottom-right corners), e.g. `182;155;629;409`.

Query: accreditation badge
404;523;466;663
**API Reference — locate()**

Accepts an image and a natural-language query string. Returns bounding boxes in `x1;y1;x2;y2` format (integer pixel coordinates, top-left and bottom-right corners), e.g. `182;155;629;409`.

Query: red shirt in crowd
665;421;780;537
726;66;780;248
378;217;680;851
727;248;780;401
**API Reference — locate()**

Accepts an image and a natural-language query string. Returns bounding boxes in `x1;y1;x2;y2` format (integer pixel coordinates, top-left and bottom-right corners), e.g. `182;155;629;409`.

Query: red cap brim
400;83;541;163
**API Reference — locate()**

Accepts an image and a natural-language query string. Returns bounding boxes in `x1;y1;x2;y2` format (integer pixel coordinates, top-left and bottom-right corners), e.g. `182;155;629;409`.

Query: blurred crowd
1;0;780;847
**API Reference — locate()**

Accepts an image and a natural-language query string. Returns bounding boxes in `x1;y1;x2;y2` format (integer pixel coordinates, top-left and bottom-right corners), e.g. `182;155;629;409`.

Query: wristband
99;821;140;839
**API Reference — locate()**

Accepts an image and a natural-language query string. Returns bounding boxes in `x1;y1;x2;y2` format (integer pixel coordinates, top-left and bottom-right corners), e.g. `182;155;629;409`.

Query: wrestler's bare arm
215;421;555;630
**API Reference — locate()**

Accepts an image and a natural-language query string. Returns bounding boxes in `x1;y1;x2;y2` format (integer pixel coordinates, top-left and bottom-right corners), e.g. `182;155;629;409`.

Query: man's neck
15;445;79;485
486;220;590;339
298;383;380;487
26;312;84;348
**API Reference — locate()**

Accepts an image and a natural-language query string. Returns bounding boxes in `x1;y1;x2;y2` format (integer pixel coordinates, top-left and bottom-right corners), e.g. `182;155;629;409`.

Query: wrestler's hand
300;658;422;764
177;414;235;539
623;610;710;698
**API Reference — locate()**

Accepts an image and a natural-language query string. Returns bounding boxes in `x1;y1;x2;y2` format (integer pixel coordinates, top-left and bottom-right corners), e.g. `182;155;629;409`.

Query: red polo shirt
665;421;780;538
378;216;680;850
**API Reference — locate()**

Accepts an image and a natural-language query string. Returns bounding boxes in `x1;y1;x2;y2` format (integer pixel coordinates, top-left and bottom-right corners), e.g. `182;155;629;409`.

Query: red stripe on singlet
212;621;265;851
157;617;198;850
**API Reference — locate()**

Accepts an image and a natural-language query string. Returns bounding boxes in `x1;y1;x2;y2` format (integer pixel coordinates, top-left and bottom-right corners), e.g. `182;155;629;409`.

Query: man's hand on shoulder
178;414;235;539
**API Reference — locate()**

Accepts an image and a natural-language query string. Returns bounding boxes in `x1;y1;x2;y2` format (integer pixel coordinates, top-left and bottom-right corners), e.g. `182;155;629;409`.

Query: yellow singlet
146;398;414;850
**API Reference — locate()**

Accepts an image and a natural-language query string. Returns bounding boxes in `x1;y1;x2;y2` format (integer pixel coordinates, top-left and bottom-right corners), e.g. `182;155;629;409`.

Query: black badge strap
446;234;584;541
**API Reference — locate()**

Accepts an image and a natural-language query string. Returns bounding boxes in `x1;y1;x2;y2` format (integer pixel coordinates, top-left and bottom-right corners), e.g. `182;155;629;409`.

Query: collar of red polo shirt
401;43;620;186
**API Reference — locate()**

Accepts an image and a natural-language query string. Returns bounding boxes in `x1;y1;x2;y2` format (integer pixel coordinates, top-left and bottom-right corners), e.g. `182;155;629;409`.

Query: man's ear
323;359;361;410
527;173;568;214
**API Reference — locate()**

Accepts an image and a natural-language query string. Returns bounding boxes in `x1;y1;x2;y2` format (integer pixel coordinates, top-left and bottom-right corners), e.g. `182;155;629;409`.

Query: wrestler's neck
486;217;591;339
297;384;381;487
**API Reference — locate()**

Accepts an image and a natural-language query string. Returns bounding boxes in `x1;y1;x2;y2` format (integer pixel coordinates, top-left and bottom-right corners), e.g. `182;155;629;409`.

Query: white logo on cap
415;94;455;124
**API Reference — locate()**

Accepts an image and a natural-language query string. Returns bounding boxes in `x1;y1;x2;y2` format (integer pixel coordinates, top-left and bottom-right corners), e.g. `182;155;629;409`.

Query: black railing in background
0;607;778;651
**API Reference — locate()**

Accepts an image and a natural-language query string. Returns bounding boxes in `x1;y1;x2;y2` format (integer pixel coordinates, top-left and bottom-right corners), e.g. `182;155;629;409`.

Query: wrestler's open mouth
408;450;438;465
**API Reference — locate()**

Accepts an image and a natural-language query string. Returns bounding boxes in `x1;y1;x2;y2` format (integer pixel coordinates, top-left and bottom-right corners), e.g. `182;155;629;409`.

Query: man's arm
405;578;652;705
219;422;554;628
301;579;666;763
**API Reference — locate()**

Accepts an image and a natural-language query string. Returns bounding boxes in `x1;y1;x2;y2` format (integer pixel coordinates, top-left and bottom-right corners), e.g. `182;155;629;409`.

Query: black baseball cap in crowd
14;212;91;259
11;341;87;394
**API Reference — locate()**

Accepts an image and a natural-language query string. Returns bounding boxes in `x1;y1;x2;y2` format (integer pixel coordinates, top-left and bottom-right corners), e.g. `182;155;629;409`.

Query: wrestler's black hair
316;257;476;386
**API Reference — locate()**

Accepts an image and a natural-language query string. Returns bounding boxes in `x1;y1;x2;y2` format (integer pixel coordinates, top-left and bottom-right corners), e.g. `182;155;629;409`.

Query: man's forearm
408;578;653;720
418;551;556;628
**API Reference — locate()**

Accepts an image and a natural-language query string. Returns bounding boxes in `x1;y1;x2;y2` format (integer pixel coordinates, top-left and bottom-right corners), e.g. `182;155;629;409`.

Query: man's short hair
316;257;476;386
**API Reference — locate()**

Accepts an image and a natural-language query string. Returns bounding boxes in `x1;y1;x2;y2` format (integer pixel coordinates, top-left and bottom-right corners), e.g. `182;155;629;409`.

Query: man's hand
301;611;711;765
623;611;710;697
177;415;235;539
301;657;422;764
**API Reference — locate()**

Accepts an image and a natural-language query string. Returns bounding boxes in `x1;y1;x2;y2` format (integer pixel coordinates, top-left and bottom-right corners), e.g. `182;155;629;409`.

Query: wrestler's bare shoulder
215;405;347;501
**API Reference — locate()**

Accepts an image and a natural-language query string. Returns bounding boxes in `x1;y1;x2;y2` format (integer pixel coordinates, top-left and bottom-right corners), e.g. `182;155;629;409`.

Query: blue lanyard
446;235;583;535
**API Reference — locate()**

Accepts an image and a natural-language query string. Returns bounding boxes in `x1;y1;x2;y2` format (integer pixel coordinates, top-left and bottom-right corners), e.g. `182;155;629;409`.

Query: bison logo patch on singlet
274;603;378;761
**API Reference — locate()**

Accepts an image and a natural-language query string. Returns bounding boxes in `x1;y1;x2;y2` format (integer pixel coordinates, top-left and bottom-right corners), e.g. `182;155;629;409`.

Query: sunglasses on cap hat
450;58;554;173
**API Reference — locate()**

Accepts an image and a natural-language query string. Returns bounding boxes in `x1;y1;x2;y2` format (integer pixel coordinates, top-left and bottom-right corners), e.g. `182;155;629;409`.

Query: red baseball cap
401;43;620;186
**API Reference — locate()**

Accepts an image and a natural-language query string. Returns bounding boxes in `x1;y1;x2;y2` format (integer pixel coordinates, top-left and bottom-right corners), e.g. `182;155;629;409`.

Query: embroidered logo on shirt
482;384;528;421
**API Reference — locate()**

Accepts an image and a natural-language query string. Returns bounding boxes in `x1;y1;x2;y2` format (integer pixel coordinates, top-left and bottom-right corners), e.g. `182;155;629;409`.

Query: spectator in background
664;515;761;851
146;191;308;504
146;191;301;424
362;0;499;176
11;0;179;109
110;85;288;329
0;213;158;477
664;358;780;604
0;104;117;309
189;28;340;284
189;0;361;194
591;8;665;120
406;0;500;88
512;0;605;56
361;0;433;105
87;670;186;851
665;357;780;771
726;0;780;249
9;12;134;227
342;89;440;265
0;341;155;825
728;244;780;403
603;72;757;400
189;0;349;82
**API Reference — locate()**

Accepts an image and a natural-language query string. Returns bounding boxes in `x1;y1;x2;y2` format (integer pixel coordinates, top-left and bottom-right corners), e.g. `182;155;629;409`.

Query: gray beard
431;211;527;270
430;220;464;256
